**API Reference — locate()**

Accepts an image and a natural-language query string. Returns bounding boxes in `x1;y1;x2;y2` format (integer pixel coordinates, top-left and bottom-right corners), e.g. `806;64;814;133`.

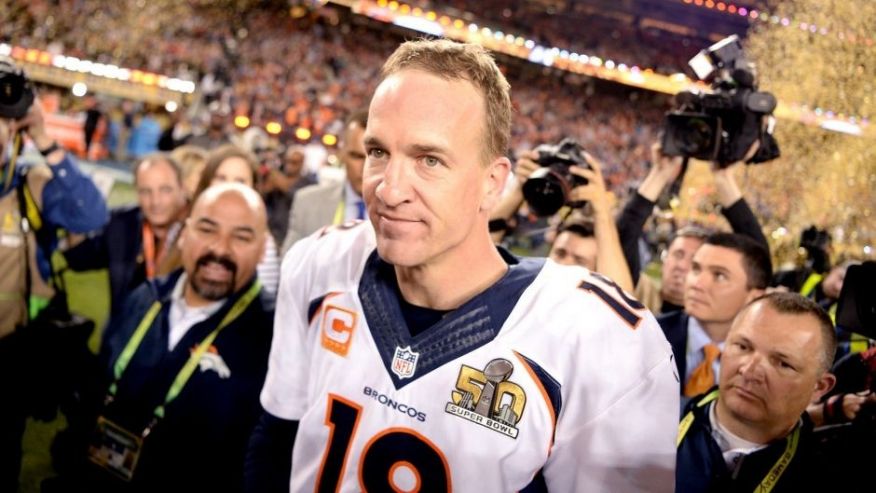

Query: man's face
661;236;704;305
363;69;508;269
179;189;266;301
822;264;848;299
341;122;367;196
283;149;305;177
209;113;226;131
550;231;597;270
685;244;759;326
214;157;254;188
718;302;834;436
136;160;187;229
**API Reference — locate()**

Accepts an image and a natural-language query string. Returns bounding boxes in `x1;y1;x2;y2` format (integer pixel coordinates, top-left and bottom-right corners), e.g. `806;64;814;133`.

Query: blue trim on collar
359;250;544;389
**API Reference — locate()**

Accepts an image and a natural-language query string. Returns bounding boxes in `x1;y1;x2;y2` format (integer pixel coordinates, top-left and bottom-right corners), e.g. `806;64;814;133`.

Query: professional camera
662;35;780;167
0;57;35;120
521;138;589;217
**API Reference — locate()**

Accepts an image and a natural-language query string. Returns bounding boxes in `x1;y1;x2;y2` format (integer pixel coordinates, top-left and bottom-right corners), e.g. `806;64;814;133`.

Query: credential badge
391;345;419;379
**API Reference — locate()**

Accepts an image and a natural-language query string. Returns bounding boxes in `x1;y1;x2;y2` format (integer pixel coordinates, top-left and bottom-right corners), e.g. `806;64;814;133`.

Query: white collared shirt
167;273;225;351
708;402;768;472
342;181;365;222
685;316;725;387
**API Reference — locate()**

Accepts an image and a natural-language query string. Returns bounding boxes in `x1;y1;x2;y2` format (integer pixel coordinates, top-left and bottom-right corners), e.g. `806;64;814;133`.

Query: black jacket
676;390;857;492
617;193;769;293
52;270;274;493
64;205;147;317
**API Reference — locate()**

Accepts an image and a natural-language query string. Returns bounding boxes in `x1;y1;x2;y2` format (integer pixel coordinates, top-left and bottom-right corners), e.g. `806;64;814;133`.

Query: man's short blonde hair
380;39;512;164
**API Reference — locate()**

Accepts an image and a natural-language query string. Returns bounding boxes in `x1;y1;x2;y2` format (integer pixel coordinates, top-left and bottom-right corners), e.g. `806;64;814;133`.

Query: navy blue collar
359;250;544;389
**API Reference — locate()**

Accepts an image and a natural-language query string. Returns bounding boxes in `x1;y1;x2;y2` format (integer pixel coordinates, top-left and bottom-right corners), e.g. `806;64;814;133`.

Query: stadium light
234;115;251;129
71;82;88;97
165;101;178;113
295;127;312;140
322;134;338;146
266;122;283;135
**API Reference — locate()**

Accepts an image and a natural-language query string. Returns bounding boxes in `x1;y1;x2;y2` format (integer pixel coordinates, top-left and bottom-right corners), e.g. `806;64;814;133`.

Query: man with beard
47;183;274;493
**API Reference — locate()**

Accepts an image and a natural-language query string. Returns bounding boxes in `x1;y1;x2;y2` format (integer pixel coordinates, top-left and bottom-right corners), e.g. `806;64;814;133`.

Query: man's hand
11;99;53;151
710;140;760;207
637;142;684;202
568;153;611;215
512;150;541;189
840;391;876;421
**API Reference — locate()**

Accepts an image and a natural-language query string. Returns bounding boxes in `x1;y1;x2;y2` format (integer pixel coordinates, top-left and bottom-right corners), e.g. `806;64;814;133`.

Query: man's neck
395;241;507;311
151;223;169;240
660;288;684;309
714;398;796;445
697;318;733;343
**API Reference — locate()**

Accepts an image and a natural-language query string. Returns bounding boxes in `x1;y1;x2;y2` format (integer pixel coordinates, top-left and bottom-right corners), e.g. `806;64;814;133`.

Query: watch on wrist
39;141;61;157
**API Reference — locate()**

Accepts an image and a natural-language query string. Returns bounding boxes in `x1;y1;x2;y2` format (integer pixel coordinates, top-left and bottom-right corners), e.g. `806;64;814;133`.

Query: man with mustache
675;292;842;492
49;183;273;493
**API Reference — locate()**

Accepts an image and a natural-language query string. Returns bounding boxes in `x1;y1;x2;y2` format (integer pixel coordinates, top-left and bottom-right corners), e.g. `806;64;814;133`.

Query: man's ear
745;287;765;304
811;372;837;404
480;156;511;213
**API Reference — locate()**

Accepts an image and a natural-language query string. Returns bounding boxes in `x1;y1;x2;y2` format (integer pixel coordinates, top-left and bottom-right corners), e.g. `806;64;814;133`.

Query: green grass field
18;181;134;493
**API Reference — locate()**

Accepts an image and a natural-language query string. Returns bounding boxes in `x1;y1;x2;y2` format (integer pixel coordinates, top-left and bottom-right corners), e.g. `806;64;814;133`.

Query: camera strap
1;132;22;194
105;279;261;431
15;158;67;320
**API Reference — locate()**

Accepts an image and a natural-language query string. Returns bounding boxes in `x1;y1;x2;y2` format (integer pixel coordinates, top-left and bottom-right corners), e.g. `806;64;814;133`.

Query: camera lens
679;117;715;155
522;168;567;217
0;58;35;120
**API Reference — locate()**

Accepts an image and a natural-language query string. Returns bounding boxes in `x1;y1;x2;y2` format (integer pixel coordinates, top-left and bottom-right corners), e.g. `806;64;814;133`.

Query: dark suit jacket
64;205;144;317
657;310;690;384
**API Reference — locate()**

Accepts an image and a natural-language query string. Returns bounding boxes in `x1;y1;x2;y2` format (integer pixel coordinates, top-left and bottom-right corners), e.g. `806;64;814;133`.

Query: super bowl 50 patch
445;358;526;438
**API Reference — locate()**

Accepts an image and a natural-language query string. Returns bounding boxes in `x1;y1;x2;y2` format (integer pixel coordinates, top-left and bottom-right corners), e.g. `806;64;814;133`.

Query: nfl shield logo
391;346;419;379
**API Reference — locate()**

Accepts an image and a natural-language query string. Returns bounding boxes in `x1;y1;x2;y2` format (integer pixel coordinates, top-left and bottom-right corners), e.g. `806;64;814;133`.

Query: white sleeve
545;320;679;492
259;235;316;420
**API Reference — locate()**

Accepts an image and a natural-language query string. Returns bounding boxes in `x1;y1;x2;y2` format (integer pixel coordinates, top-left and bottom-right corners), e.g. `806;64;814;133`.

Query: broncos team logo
196;345;231;379
445;358;526;438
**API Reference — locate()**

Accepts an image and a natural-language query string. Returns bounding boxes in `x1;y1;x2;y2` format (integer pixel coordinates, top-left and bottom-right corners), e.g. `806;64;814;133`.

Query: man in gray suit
280;110;367;254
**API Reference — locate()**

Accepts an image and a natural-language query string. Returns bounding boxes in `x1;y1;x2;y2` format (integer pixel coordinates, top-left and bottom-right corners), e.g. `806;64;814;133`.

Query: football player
247;39;679;493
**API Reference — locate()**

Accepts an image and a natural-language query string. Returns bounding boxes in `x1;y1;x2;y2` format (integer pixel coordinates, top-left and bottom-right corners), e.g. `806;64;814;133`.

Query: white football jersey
263;223;679;493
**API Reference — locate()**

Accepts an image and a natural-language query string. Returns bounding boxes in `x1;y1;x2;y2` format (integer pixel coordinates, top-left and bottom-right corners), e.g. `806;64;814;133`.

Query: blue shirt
2;154;108;279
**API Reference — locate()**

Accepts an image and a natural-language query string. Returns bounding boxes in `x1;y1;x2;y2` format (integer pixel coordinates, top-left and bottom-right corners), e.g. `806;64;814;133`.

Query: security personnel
675;293;854;492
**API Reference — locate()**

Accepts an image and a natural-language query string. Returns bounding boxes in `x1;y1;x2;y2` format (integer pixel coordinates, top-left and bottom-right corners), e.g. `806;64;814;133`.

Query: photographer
618;142;769;314
491;145;634;291
0;59;108;492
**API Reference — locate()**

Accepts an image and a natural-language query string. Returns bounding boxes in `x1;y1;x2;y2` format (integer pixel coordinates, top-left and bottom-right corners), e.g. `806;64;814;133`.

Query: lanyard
141;222;163;280
677;390;800;493
332;196;345;226
677;389;718;446
108;280;261;428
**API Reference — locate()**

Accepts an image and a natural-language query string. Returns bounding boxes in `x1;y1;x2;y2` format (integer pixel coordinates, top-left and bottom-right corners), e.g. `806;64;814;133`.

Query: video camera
0;57;35;120
521;138;590;217
662;35;780;167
